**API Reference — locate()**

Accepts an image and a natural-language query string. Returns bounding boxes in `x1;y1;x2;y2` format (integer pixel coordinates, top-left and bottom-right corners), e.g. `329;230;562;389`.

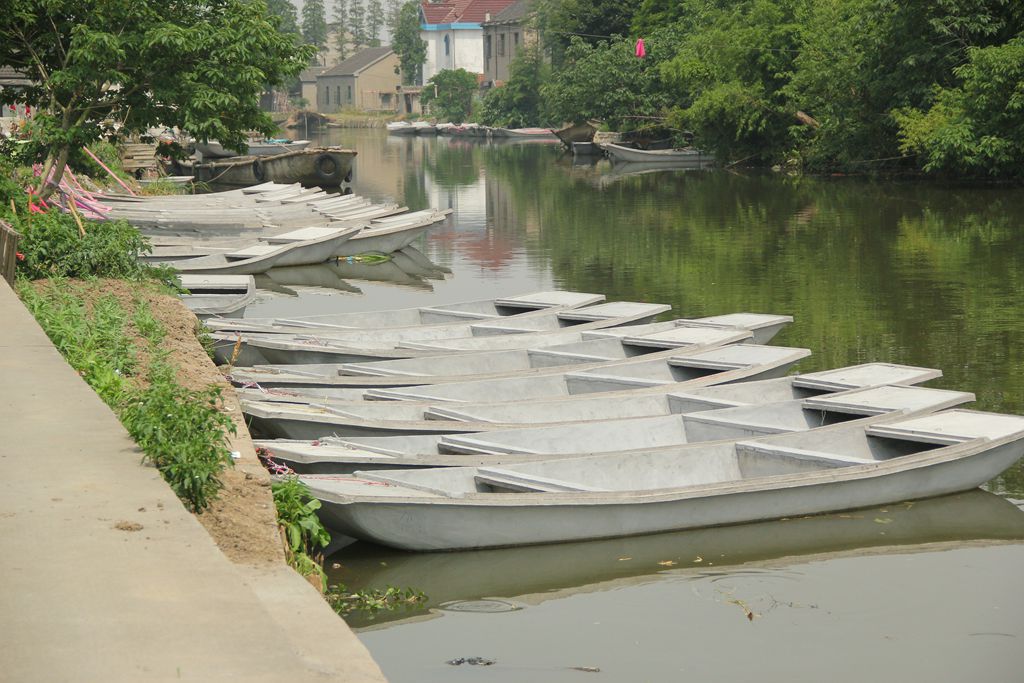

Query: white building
419;0;519;84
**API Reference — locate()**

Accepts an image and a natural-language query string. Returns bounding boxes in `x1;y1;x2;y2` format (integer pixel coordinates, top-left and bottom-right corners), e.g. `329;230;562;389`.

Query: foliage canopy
0;0;314;197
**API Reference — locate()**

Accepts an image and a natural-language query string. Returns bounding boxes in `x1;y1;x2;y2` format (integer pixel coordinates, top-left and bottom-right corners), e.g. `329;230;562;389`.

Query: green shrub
15;210;165;281
120;361;236;513
272;476;330;587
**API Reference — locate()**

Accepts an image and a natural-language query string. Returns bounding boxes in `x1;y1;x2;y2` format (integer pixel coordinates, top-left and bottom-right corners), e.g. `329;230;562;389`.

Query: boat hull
181;148;357;188
310;437;1024;551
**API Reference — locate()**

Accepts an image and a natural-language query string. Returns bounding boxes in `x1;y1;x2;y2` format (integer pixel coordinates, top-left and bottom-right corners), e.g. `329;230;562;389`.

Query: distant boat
490;127;558;140
195;139;312;159
176;147;356;188
603;143;713;166
553;121;598;147
386;121;438;135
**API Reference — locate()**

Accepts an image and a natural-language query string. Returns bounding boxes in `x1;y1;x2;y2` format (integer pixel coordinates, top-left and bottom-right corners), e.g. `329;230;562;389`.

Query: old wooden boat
177;147;357;188
246;363;944;459
301;409;1024;550
213;301;672;365
603;143;712;166
177;274;256;320
195;139;312;158
168;225;361;275
241;344;811;440
553;121;598;148
226;314;789;391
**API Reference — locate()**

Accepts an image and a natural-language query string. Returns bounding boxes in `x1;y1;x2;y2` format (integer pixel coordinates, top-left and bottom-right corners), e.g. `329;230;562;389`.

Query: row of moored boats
102;182;451;277
204;291;1024;551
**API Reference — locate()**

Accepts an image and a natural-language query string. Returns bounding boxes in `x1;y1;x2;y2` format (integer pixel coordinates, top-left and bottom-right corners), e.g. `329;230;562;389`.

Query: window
514;32;519;48
335;86;340;105
444;35;450;57
498;34;505;56
484;35;491;61
347;85;353;103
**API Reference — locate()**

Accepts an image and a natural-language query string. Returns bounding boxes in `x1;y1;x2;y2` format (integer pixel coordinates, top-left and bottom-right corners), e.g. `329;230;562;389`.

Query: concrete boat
206;290;607;334
247;363;946;463
213;301;673;365
242;344;811;441
331;489;1024;627
301;409;1024;550
177;274;256;320
168;225;362;275
333;211;452;257
603;143;712;166
226;314;790;391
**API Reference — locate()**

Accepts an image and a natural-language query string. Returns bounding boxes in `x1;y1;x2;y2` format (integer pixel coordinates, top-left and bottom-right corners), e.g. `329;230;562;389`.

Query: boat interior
364;344;807;403
321;385;973;456
352;410;1024;495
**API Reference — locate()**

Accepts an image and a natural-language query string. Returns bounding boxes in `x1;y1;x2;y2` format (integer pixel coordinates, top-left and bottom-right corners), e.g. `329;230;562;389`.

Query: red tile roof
421;0;518;25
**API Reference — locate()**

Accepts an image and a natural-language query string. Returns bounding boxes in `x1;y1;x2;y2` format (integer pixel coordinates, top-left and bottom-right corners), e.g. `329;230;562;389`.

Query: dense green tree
266;0;301;37
302;0;328;49
393;1;427;84
535;0;643;65
367;0;384;46
659;0;802;164
0;0;313;198
421;69;478;122
349;0;367;46
893;35;1024;177
386;0;404;39
333;0;350;60
541;33;675;130
479;45;552;128
787;0;1024;170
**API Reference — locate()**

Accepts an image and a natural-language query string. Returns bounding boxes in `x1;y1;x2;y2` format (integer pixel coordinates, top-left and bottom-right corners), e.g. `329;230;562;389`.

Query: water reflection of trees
486;160;1024;419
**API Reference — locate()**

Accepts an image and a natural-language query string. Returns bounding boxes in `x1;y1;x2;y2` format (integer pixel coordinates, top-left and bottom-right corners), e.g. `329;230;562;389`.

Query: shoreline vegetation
1;147;421;615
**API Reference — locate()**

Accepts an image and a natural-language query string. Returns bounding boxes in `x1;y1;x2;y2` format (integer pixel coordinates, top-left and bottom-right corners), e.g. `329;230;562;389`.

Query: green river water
247;129;1024;682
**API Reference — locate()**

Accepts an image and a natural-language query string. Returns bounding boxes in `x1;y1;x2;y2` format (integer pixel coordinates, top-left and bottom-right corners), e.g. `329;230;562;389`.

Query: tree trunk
36;146;70;201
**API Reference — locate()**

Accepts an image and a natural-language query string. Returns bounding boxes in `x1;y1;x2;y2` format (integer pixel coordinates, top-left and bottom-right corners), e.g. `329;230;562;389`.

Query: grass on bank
17;278;236;512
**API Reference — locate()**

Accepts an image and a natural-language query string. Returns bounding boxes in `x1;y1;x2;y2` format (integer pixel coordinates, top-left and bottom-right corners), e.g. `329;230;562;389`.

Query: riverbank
0;277;387;681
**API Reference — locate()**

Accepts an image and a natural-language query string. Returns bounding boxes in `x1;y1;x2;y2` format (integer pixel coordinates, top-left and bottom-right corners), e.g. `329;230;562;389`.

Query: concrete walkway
0;279;387;682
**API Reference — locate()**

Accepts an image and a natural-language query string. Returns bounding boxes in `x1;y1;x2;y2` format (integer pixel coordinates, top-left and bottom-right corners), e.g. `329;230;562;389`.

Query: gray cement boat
332;489;1024;627
206;290;607;334
301;408;1024;550
248;363;946;466
213;300;673;365
177;274;256;320
225;315;789;391
242;344;811;441
167;225;362;275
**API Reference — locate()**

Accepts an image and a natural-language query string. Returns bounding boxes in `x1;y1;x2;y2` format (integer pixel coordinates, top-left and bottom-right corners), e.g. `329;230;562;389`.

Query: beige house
481;0;534;86
298;64;329;112
317;47;416;114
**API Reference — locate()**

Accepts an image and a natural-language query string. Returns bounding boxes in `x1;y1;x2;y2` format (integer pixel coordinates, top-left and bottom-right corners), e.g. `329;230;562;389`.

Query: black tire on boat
314;153;339;182
343;168;353;183
252;159;265;182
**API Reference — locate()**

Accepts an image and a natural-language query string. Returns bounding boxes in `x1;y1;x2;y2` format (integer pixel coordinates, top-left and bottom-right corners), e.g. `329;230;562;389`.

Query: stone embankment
0;279;387;682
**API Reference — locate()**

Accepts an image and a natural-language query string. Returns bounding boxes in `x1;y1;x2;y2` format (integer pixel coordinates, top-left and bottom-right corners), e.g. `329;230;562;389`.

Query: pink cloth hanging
635;38;646;58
